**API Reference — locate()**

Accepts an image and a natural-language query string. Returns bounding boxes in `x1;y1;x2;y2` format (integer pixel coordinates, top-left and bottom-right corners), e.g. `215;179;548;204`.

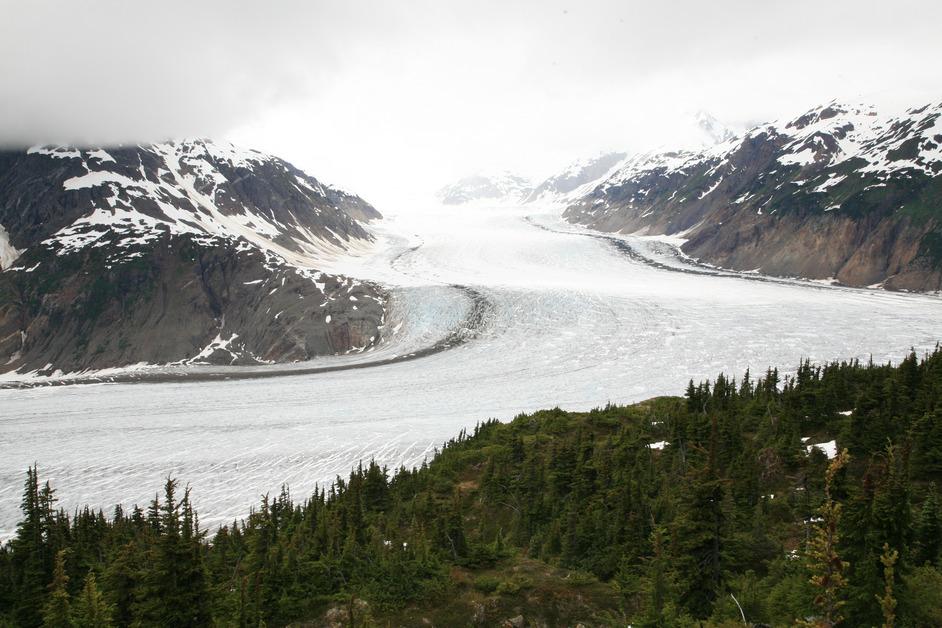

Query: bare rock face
524;152;627;206
324;185;382;223
0;140;386;375
564;102;942;291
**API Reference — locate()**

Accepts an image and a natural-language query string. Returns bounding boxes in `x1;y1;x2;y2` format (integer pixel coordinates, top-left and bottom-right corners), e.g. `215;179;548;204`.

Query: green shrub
472;575;500;594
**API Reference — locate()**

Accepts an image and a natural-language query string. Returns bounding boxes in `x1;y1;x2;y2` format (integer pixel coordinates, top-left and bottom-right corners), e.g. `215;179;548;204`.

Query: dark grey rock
0;140;386;374
564;102;942;291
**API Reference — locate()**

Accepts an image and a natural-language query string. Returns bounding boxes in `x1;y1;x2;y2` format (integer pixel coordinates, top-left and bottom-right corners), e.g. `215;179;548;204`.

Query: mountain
0;139;386;376
694;110;737;145
436;172;532;205
438;112;736;209
436;154;628;208
523;151;627;206
564;102;942;291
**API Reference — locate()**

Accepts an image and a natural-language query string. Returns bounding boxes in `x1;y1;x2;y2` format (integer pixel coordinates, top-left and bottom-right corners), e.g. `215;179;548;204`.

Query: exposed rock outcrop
0;140;386;374
565;102;942;291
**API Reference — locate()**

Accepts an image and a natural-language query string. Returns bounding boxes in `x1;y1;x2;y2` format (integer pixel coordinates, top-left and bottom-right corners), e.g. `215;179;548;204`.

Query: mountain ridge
564;101;942;291
436;171;533;205
0;139;387;375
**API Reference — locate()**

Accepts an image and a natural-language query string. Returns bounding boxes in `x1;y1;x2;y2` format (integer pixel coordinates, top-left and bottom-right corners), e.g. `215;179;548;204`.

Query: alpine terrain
436;172;533;205
439;112;739;209
565;102;942;291
0;140;386;375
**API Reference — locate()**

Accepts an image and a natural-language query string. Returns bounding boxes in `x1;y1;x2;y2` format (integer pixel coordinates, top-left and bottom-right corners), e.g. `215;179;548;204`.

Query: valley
1;203;939;539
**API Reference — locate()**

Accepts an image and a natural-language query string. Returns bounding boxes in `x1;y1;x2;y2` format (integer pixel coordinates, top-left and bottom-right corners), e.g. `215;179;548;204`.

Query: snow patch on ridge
26;145;81;160
0;224;23;270
37;139;377;272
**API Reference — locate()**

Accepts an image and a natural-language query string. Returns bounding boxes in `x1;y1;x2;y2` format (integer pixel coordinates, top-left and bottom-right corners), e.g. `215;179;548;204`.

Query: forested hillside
2;348;942;626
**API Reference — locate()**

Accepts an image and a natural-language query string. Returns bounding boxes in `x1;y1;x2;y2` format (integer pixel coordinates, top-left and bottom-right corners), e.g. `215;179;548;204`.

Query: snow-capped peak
16;139;379;271
436;171;533;205
525;152;628;206
695;111;737;145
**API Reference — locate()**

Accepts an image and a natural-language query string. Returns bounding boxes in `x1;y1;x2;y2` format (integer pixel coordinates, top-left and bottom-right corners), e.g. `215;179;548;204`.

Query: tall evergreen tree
670;417;726;619
72;572;114;628
12;466;56;628
801;449;850;628
913;484;941;567
876;543;899;628
41;550;72;628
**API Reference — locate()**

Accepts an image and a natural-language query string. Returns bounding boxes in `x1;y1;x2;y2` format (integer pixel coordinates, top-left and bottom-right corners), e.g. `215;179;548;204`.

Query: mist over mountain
436;172;533;205
438;112;742;208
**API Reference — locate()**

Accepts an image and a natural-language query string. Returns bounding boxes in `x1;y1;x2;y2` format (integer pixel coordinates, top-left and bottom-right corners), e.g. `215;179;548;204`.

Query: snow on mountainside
565;101;942;292
695;110;737;145
438;113;737;208
436;172;533;205
524;152;627;206
15;140;378;264
0;139;387;376
0;224;21;270
437;154;628;208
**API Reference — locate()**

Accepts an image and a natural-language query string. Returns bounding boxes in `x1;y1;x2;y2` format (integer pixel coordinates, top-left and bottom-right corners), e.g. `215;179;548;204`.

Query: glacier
1;203;940;539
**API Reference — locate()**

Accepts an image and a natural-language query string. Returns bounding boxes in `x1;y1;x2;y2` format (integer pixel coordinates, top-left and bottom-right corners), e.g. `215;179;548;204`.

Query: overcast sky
2;0;941;208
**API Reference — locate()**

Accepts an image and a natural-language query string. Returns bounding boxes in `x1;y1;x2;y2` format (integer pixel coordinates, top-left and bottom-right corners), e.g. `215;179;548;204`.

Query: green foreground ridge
3;348;942;627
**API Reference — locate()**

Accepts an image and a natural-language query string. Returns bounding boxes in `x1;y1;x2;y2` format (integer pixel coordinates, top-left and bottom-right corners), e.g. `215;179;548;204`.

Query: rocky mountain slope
0;140;385;375
523;152;627;206
564;102;942;291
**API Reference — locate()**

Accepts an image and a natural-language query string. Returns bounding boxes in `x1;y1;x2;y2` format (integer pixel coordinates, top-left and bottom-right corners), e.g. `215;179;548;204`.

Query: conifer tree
876;543;898;628
132;478;210;627
13;466;54;628
72;572;114;628
41;550;72;628
870;445;911;563
911;408;942;479
801;449;850;627
670;417;726;618
638;525;676;625
102;542;138;627
913;484;941;566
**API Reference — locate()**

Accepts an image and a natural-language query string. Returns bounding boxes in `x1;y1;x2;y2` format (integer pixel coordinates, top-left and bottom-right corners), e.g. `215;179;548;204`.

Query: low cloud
0;1;396;146
2;0;940;204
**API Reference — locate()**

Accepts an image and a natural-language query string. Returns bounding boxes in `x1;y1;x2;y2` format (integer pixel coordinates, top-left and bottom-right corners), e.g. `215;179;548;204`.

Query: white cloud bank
3;0;941;207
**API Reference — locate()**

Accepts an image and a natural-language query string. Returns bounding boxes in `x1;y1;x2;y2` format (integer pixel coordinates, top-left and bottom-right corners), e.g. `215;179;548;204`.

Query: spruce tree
670;417;726;619
801;449;850;628
911;408;942;479
12;466;54;628
41;550;72;628
913;484;941;566
132;478;210;627
637;525;678;625
876;543;898;628
72;572;114;628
